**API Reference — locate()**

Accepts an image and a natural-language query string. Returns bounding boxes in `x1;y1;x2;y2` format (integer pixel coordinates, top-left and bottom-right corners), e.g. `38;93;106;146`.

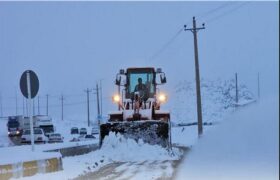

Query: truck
33;115;55;137
7;116;24;136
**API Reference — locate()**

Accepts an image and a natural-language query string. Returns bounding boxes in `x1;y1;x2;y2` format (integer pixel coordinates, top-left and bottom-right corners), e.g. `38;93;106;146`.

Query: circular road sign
20;70;39;99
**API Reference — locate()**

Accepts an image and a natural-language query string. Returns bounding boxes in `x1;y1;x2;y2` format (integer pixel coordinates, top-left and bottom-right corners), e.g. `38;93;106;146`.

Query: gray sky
0;1;278;120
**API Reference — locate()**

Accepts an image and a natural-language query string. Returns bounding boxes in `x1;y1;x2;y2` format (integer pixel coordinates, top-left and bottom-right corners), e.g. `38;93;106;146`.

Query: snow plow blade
99;120;170;148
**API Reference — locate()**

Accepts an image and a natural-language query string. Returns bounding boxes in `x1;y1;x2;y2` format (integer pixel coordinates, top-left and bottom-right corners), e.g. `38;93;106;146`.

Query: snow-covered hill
171;79;255;124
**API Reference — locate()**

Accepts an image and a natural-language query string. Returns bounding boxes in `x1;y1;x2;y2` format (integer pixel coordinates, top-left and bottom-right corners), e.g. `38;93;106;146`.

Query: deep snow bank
176;96;279;180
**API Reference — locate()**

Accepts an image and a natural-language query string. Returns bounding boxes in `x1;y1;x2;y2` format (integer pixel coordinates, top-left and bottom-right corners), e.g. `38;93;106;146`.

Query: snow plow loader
100;67;171;149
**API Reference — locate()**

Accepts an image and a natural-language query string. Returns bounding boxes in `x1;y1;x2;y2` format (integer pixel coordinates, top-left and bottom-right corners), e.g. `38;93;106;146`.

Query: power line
204;2;249;24
196;2;233;20
148;28;183;62
147;2;241;64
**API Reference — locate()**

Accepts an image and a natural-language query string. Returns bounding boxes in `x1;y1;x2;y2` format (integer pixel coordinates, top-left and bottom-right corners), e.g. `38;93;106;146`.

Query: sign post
20;70;39;152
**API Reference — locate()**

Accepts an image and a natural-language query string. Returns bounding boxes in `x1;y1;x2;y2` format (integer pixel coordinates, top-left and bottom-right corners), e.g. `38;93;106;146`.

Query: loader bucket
99;120;170;148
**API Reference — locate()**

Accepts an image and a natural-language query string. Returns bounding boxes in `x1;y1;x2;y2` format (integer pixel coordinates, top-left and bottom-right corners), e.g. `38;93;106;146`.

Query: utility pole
37;95;40;115
235;73;238;104
95;83;101;125
46;94;49;115
257;72;260;99
60;95;64;121
184;16;205;136
100;80;103;117
85;88;92;127
15;88;18;115
0;93;3;117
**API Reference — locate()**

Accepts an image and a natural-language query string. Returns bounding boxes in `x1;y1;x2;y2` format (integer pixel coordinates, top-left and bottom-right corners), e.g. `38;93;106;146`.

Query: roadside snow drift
21;133;184;180
176;96;279;180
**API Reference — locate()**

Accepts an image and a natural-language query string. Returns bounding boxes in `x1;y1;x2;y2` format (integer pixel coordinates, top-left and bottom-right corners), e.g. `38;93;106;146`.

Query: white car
91;127;99;135
21;128;48;144
48;133;63;143
79;128;87;135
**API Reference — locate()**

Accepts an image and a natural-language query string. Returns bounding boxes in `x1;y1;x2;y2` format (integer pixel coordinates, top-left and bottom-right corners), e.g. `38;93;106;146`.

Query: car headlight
112;94;120;103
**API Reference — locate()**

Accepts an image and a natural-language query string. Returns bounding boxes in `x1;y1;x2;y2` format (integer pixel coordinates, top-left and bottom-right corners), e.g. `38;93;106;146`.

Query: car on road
91;127;99;135
79;128;87;135
21;128;48;144
71;127;79;134
48;133;63;143
78;134;96;141
85;134;96;140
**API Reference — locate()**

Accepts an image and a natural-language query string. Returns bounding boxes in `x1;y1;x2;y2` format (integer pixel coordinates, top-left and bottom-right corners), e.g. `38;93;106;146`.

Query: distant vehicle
79;128;87;135
78;134;95;141
71;127;79;134
21;128;48;144
91;127;99;135
85;134;96;140
48;133;63;143
7;116;22;136
33;115;55;137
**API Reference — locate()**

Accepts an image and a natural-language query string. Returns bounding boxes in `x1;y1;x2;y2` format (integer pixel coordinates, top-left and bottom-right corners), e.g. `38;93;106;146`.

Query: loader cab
125;68;156;100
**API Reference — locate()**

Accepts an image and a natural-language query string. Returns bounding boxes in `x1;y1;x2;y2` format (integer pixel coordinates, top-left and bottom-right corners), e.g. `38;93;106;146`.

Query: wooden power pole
184;16;205;136
46;94;49;116
60;95;64;121
96;83;101;125
85;88;92;127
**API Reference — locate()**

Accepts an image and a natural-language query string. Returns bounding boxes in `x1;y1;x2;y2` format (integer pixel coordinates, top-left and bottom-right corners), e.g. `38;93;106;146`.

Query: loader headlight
158;93;167;103
112;94;121;103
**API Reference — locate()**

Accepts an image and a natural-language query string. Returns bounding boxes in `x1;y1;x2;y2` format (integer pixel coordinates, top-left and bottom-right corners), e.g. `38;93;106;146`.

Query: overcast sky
0;1;278;120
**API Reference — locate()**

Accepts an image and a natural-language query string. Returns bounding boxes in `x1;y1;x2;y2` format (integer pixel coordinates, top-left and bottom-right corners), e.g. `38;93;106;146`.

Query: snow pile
172;78;255;124
21;132;184;180
176;96;279;179
101;132;182;162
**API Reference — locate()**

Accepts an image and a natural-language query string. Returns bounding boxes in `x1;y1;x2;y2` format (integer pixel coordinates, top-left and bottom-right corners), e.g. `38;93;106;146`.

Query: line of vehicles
7;115;54;137
7;115;99;144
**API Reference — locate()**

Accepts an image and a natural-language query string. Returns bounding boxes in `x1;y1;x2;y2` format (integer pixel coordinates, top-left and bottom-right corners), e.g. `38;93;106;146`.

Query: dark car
78;134;96;141
71;127;79;134
85;134;96;139
79;128;87;135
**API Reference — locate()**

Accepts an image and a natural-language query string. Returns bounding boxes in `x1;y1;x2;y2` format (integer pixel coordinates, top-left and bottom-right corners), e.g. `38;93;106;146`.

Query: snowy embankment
176;96;279;179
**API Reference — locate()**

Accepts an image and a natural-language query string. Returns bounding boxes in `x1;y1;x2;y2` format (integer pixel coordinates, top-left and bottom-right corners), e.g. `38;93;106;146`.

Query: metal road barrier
0;156;62;180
